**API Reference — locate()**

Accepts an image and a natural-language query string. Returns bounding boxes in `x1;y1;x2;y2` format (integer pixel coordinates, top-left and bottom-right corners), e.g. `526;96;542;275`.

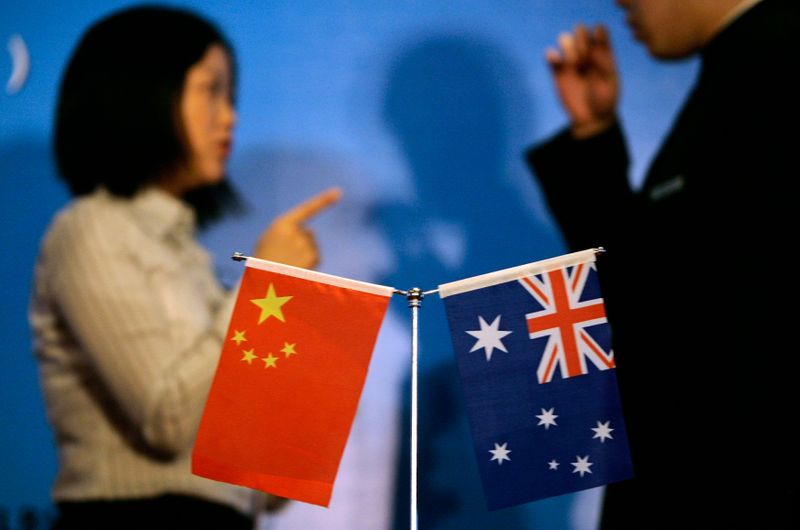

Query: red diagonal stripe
526;269;608;378
580;330;615;369
521;276;550;306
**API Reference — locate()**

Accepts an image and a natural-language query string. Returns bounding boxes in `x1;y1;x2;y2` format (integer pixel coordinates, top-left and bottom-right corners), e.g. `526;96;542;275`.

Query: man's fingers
545;47;564;68
558;31;578;65
282;187;342;224
574;24;590;60
589;24;616;75
592;24;610;48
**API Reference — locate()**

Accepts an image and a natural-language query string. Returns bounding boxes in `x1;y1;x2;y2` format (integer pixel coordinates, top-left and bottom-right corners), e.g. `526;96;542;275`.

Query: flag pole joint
405;287;424;308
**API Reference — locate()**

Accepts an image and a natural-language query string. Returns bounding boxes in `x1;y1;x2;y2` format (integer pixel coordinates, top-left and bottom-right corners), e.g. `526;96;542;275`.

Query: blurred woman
29;5;339;529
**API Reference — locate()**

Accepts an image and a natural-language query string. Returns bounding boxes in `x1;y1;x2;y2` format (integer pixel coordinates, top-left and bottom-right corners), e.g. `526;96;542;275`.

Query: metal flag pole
394;286;438;530
395;286;422;530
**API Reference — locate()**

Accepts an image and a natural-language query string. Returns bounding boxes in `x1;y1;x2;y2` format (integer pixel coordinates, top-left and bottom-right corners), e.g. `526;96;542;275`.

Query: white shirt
29;186;253;514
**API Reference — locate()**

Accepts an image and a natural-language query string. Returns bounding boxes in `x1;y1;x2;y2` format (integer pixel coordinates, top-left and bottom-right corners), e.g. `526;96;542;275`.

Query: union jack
519;262;614;383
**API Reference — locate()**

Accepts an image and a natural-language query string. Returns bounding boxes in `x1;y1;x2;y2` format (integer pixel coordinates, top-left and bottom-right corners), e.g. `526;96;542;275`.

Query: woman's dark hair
55;4;239;225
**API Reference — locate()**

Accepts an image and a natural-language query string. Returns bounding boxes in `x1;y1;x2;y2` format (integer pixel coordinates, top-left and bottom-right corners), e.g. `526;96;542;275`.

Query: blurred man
526;1;798;528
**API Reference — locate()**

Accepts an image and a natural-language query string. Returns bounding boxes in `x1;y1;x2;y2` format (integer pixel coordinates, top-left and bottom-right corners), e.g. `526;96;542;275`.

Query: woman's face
172;43;236;193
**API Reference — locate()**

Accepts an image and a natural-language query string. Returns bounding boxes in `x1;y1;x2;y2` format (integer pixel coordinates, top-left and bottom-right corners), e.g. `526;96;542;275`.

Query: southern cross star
591;420;614;443
571;455;593;477
489;442;511;465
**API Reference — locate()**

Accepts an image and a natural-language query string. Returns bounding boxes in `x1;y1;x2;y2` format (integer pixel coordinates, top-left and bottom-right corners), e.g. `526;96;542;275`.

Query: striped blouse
29;186;256;514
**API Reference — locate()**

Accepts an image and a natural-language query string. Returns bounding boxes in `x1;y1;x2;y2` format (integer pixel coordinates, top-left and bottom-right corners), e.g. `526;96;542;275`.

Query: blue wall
0;1;696;528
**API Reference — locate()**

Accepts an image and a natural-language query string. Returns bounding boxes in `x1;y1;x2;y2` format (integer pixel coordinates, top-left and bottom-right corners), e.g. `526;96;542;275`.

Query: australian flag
439;249;633;510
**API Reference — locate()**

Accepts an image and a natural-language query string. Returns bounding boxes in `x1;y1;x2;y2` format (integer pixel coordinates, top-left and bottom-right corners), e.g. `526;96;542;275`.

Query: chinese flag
192;257;393;506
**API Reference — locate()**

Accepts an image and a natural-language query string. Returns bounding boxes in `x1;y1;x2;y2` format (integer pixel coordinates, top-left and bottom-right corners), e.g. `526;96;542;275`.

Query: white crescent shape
7;34;30;95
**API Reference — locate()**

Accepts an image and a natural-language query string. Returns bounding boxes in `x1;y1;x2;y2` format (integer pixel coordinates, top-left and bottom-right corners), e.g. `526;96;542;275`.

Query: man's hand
545;24;619;139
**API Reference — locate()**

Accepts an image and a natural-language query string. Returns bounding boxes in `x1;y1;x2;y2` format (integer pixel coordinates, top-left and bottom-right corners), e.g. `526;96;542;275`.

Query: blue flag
439;249;633;510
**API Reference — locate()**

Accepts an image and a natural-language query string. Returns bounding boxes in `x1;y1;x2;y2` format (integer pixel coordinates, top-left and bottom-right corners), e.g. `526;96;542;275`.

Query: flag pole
400;287;424;530
392;286;438;530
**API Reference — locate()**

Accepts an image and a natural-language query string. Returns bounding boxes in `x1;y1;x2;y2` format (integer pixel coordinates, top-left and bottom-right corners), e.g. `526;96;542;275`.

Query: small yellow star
231;330;247;346
281;342;297;358
241;348;258;364
250;283;293;324
262;353;279;368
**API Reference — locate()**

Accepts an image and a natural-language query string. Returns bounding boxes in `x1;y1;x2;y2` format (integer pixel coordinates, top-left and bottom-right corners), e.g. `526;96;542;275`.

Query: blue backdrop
0;1;696;528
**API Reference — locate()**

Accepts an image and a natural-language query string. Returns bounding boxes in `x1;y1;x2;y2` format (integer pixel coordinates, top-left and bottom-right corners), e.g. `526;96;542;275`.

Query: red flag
192;257;393;506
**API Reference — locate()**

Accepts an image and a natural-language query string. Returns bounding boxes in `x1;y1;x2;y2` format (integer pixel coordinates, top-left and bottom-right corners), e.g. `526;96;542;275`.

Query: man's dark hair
54;4;239;225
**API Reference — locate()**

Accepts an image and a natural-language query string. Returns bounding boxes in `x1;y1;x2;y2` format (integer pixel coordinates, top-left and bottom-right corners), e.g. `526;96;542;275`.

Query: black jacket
527;1;798;527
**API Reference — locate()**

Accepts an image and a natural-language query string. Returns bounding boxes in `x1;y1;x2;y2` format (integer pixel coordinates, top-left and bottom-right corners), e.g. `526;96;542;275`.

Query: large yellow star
241;348;258;364
281;342;297;358
262;353;278;368
250;283;293;324
231;330;247;346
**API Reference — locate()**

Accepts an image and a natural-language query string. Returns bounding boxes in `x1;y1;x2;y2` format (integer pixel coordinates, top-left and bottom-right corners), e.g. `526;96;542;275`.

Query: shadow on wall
375;35;569;530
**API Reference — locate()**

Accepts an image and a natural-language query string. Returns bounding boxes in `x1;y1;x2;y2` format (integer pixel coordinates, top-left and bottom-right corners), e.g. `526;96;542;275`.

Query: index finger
282;187;343;223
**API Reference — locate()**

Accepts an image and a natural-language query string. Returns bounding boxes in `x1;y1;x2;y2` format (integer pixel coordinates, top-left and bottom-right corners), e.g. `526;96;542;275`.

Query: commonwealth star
536;407;558;430
466;315;512;361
